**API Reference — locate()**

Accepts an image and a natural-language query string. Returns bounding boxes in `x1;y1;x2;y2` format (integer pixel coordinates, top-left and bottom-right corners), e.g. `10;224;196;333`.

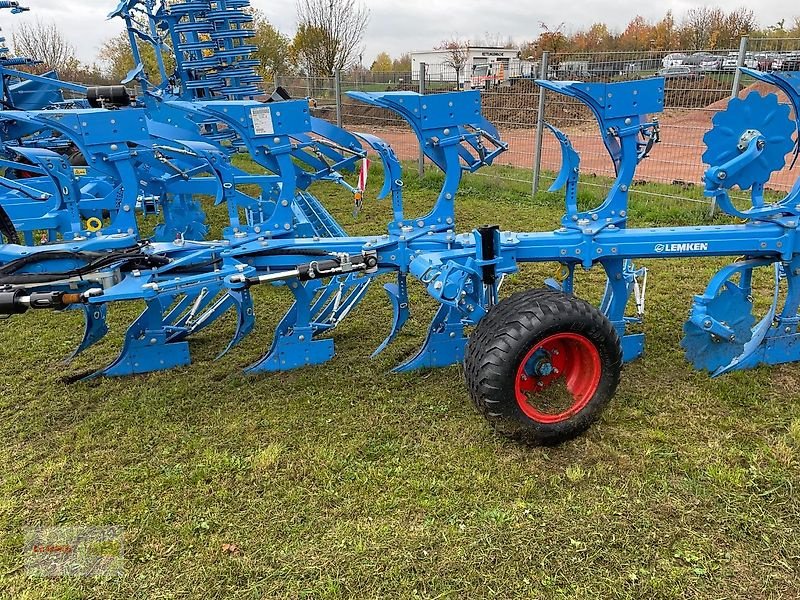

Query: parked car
662;53;687;68
657;65;702;80
683;52;714;66
780;52;800;71
722;52;759;71
756;53;779;71
700;56;723;72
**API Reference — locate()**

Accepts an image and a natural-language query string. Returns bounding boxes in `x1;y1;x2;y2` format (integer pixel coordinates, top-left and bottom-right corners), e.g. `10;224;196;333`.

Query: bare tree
293;0;369;76
12;20;76;75
436;37;469;86
722;8;757;46
679;7;724;50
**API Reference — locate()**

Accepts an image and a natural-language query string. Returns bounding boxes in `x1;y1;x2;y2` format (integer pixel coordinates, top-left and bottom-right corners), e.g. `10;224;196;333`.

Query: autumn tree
370;52;392;72
721;8;757;46
652;11;677;50
436;37;469;84
678;7;725;49
572;23;614;52
12;20;76;75
535;22;569;56
518;41;538;61
59;59;113;86
392;53;411;73
99;31;174;85
619;16;654;51
292;0;369;76
251;10;293;79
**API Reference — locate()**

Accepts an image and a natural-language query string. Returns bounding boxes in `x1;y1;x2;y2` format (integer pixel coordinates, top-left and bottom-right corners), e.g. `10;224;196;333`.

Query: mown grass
0;164;798;599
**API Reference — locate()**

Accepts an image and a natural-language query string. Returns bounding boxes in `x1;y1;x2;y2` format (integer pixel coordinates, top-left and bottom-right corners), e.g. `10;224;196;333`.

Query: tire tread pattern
464;289;623;445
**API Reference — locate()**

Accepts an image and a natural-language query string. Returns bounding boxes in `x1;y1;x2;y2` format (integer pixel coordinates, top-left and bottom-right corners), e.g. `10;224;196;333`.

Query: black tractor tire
464;288;623;445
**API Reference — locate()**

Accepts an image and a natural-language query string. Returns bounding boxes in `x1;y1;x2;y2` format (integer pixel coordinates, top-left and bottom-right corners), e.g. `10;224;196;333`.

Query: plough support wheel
464;289;622;445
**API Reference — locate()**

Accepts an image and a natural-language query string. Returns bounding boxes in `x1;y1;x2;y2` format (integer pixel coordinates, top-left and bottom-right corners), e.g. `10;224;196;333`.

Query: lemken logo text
654;242;709;254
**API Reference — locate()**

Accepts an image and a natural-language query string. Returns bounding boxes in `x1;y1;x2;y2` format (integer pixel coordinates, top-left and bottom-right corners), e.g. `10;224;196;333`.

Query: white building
411;47;535;88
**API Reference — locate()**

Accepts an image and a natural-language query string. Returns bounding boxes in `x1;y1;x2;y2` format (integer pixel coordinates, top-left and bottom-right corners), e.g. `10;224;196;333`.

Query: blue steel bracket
0;146;83;242
170;99;312;236
354;132;406;230
537;78;664;232
346;90;507;233
393;304;468;373
599;258;646;362
281;116;367;191
702;90;797;220
246;279;336;373
408;242;519;323
544;123;581;218
739;68;800;167
713;257;800;376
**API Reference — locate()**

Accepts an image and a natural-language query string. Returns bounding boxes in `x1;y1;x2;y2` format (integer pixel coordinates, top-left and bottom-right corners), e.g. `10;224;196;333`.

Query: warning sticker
250;106;274;135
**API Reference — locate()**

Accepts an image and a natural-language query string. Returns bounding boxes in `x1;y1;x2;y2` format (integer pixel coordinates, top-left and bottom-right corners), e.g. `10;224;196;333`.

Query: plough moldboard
1;1;800;445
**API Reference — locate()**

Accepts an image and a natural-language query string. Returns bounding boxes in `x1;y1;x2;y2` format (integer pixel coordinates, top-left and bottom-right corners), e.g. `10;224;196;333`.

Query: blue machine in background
1;0;800;445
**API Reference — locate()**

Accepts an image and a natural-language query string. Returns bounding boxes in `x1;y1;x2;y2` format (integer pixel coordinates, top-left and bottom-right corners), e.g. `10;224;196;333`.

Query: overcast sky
5;0;794;66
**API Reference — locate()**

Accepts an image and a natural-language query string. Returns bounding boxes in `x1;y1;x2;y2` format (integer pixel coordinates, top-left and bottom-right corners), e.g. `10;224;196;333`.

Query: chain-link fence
271;36;800;204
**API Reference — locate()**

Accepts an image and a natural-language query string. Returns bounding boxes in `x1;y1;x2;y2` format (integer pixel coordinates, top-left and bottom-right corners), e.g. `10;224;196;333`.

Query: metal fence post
532;51;550;197
334;69;343;128
418;62;427;178
731;36;749;98
710;37;751;217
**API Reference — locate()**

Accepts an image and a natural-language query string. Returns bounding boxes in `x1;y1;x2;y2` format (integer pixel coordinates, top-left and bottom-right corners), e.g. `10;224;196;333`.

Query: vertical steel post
532;51;550;197
418;62;427;178
712;37;750;216
731;36;749;99
334;69;343;128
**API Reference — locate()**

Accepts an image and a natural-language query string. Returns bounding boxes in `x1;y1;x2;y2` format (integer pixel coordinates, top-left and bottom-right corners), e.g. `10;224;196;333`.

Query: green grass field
1;166;799;598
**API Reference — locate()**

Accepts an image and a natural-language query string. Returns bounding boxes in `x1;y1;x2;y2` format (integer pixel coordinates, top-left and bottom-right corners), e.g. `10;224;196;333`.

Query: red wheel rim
514;333;602;424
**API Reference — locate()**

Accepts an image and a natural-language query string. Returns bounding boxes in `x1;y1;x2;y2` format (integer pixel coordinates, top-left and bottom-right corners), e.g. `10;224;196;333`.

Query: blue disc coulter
2;1;800;444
